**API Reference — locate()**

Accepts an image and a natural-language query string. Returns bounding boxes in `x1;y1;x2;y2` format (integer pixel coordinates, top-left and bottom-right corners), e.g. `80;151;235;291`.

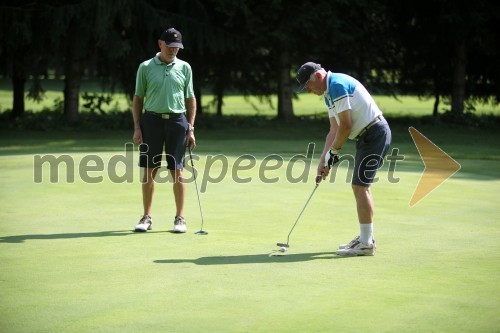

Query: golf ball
279;246;287;252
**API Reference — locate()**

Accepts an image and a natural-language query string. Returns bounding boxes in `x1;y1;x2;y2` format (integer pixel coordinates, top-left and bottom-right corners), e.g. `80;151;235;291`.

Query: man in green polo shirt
132;28;196;233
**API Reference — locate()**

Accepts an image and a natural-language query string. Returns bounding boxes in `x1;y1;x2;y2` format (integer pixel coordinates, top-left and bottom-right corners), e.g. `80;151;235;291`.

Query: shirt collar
323;71;332;96
154;53;176;66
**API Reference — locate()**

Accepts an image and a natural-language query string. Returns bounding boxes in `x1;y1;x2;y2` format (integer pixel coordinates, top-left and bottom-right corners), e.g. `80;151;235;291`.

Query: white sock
359;224;373;245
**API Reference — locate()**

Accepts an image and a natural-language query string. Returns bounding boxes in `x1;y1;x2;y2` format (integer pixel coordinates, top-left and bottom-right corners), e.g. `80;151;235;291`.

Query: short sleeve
135;63;146;97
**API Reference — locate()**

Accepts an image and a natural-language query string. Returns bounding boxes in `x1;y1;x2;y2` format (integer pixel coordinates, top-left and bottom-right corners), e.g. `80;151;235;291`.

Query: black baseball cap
296;62;322;91
160;28;184;49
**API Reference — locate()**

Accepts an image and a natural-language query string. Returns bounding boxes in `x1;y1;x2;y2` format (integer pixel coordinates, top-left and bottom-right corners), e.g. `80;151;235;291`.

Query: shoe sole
134;226;152;232
336;244;375;256
335;249;375;256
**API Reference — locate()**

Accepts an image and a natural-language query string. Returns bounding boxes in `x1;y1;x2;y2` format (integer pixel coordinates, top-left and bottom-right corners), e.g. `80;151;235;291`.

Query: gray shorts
352;118;391;186
139;112;188;170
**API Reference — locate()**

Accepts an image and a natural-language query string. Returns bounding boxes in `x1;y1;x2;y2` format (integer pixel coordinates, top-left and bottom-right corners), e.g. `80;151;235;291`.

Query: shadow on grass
154;252;347;265
0;230;150;243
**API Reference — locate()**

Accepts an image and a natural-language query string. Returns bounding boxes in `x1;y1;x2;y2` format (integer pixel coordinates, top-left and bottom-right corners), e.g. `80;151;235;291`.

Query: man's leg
170;169;185;217
170;168;187;233
352;184;374;224
142;167;158;216
165;114;189;233
335;184;376;255
135;113;164;232
134;167;158;232
352;184;374;245
337;120;390;254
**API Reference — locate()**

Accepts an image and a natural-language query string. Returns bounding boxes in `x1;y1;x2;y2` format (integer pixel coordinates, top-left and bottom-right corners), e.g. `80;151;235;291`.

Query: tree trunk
195;85;203;115
12;75;26;119
213;58;228;117
216;90;223;116
11;49;26;119
432;65;441;118
451;36;466;115
64;55;81;124
277;51;294;122
433;93;440;118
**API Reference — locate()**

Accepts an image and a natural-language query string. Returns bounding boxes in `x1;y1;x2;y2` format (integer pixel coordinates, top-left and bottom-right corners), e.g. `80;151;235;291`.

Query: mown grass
1;78;500;332
1;126;499;332
1;86;500;332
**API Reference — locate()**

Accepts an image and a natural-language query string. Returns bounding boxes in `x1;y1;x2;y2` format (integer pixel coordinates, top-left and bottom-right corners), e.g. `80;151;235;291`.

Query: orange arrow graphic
408;127;461;207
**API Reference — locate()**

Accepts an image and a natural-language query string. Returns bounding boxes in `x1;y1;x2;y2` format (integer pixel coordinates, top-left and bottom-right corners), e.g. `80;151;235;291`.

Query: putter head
195;230;208;235
276;243;289;248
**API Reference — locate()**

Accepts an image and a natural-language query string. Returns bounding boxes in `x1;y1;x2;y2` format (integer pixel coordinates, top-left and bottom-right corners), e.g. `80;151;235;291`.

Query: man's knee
142;167;159;183
169;168;184;183
352;184;370;196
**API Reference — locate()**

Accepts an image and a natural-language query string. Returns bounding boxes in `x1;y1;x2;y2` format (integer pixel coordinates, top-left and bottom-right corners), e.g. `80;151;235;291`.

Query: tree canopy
1;0;498;123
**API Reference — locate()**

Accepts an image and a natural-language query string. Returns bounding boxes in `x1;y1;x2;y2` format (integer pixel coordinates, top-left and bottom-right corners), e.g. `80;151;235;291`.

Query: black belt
355;115;383;140
145;111;183;119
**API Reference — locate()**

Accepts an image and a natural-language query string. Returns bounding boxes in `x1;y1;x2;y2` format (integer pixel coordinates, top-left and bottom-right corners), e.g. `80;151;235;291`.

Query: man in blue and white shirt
296;62;392;256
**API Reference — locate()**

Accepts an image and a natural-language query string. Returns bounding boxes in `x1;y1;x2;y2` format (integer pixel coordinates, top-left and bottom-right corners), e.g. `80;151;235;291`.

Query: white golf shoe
172;216;187;233
339;235;360;249
135;215;152;232
338;235;376;250
336;237;376;256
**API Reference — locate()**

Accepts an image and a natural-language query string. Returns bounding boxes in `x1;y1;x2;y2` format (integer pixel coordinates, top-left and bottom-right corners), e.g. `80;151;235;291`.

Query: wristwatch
187;124;194;132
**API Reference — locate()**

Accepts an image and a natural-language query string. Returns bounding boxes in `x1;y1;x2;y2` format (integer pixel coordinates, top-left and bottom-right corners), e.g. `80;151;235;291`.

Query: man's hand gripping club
318;148;340;181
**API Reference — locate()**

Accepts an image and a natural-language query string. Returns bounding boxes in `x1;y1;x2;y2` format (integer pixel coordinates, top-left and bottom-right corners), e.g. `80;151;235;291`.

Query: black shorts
139;112;188;170
352;118;392;186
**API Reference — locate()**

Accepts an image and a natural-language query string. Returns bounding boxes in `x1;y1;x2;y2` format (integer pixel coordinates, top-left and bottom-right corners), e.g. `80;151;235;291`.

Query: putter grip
188;147;195;166
315;175;322;185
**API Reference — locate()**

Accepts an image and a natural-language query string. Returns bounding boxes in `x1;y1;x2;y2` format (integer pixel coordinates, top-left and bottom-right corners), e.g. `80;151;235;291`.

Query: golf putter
188;147;208;235
277;175;322;250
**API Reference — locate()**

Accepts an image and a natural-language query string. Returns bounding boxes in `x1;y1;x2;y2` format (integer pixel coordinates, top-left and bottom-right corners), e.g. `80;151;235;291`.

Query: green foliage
2;107;500;133
81;92;112;114
1;0;499;122
439;109;500;128
0;109;127;132
26;77;46;103
0;95;130;131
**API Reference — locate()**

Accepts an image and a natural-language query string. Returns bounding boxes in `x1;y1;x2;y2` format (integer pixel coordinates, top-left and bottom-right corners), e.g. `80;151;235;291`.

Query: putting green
1;134;500;333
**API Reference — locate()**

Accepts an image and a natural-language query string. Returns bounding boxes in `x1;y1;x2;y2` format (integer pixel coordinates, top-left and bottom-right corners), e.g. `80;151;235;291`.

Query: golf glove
324;149;340;169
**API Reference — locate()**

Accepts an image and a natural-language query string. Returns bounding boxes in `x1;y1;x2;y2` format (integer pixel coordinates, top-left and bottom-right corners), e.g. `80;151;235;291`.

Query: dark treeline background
1;0;499;124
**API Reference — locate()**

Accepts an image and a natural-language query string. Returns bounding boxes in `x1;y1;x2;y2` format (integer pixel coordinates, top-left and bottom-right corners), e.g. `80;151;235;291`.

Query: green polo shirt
135;54;195;113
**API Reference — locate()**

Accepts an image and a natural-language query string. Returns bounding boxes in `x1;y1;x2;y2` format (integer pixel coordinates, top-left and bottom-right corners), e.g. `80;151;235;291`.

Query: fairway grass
1;128;500;332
